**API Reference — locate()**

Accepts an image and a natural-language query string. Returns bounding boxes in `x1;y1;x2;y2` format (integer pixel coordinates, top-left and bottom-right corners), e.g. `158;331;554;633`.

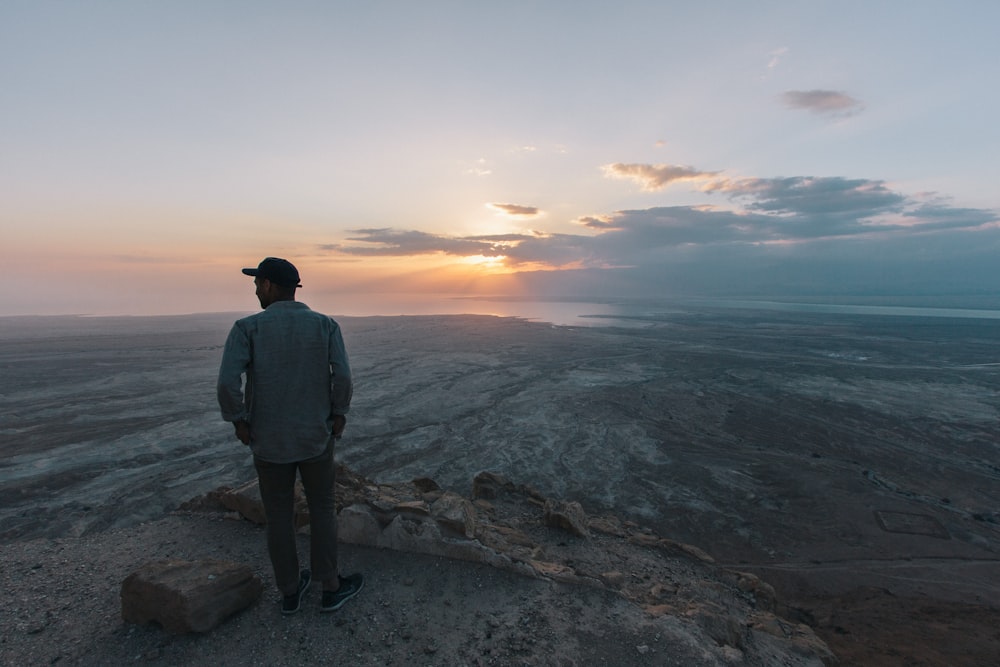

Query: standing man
217;257;363;614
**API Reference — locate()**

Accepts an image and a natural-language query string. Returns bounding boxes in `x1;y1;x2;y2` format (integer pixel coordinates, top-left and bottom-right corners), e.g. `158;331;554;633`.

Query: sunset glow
461;255;511;270
2;3;999;315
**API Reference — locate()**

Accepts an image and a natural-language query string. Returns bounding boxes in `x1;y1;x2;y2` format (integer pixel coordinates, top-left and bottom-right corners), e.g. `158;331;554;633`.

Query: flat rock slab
121;559;262;634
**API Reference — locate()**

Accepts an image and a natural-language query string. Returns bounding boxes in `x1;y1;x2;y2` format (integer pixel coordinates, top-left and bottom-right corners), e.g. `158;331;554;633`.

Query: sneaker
281;570;311;615
320;573;364;612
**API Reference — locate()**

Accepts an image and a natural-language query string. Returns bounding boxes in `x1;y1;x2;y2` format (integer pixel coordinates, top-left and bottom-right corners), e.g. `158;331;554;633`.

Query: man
217;257;363;614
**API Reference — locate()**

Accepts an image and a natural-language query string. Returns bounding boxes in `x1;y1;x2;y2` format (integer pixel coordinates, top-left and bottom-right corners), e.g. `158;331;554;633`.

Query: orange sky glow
3;4;999;316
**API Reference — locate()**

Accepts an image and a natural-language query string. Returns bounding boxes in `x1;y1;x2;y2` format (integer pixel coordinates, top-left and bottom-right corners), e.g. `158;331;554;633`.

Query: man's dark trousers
254;439;338;595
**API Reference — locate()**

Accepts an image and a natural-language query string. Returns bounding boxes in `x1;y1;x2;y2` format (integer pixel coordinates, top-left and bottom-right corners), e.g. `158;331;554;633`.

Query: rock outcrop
204;465;835;664
120;559;262;634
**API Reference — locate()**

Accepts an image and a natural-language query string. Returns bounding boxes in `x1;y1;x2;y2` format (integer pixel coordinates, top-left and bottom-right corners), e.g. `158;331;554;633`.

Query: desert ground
1;303;998;664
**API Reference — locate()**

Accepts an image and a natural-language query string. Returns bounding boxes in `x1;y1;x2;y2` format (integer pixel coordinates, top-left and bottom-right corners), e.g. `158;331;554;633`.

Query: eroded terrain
2;306;999;663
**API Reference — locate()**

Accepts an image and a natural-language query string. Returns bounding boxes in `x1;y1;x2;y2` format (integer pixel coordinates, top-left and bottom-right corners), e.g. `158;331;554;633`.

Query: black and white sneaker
281;570;311;615
320;573;364;612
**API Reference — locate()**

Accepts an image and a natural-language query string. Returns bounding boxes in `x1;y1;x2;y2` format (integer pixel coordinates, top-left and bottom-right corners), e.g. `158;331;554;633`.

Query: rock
484;524;536;548
195;467;837;664
411;477;440;492
690;608;747;650
543;499;589;538
529;560;577;580
431;492;476;538
647;582;676;601
381;514;445;552
394;500;431;516
177;490;228;513
748;612;838;664
472;471;512;500
121;559;262;634
337;504;383;545
732;572;777;612
217;480;266;525
628;532;661;548
588;515;626;537
676;542;715;564
600;571;626;588
217;479;309;528
473;499;495;512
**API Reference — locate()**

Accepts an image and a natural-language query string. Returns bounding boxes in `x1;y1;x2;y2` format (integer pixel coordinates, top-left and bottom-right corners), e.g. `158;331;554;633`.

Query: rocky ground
2;309;999;664
6;513;693;667
2;466;833;666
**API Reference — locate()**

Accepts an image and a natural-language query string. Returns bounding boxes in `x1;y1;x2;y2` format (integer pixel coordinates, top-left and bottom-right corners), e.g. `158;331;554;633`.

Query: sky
2;1;999;316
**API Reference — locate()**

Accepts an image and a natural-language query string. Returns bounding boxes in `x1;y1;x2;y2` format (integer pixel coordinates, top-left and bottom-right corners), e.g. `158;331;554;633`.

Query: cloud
321;161;999;298
595;177;993;251
577;215;617;229
464;158;491;176
516;192;1000;298
488;203;541;217
325;178;996;269
767;47;789;71
603;163;721;191
321;226;592;269
499;232;596;268
322;228;526;258
781;89;863;116
704;176;907;234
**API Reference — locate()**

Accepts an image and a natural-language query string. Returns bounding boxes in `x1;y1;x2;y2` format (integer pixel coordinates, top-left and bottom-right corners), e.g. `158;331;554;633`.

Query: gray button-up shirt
217;300;352;463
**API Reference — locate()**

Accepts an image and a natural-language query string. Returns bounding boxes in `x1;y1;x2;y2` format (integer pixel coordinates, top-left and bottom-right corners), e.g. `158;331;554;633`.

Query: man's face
254;277;273;309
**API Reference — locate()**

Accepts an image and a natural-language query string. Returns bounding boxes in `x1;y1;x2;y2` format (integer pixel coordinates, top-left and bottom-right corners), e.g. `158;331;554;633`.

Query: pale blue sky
2;1;998;315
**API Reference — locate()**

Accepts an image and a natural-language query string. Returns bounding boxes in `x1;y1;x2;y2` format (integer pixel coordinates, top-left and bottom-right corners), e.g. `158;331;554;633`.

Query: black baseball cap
242;257;302;288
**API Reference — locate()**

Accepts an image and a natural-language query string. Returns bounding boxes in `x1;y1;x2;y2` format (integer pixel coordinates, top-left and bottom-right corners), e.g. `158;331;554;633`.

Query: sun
460;254;512;272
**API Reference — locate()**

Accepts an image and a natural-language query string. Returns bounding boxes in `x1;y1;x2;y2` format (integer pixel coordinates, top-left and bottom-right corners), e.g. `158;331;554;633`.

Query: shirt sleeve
217;322;251;422
329;322;353;416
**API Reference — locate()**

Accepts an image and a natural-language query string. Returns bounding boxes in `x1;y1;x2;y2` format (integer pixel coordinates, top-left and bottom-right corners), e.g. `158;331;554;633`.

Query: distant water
322;294;1000;328
319;294;637;327
691;298;1000;320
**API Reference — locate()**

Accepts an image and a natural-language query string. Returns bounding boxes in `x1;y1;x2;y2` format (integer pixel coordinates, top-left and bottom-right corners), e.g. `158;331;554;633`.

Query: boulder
121;559;262;634
216;479;266;525
431;492;476;538
337;503;384;544
543;499;590;538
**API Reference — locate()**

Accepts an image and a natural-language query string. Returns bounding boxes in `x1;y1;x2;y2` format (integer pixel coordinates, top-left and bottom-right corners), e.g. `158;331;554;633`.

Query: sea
320;293;1000;328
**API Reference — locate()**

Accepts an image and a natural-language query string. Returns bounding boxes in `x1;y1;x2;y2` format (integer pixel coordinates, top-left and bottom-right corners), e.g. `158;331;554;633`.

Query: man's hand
233;420;251;445
332;414;347;439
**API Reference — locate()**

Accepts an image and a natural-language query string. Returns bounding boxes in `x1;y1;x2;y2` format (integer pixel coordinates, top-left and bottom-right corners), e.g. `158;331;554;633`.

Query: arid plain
2;304;999;664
